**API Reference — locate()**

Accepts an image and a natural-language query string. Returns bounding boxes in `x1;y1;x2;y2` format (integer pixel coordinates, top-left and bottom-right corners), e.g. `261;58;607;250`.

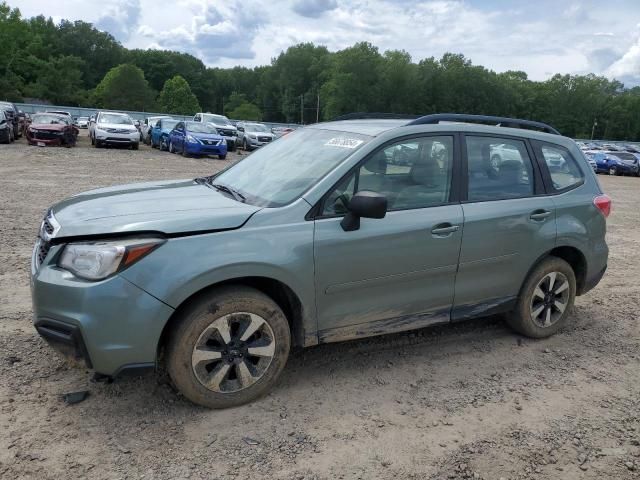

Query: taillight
593;194;611;218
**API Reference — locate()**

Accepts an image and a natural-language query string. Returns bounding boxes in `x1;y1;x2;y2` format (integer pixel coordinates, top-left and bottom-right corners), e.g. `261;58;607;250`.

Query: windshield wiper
210;182;246;203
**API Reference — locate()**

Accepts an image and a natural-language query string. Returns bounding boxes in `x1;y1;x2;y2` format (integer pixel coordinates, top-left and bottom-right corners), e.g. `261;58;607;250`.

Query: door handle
530;209;552;221
431;223;460;236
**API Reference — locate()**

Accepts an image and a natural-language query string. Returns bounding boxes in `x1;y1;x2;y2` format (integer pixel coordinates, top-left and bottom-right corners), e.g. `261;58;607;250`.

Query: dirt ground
0;134;638;480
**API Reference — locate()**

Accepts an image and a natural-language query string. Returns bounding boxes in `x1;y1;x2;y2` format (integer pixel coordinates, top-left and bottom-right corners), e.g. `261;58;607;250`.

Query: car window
322;136;454;215
466;136;534;202
539;144;584;191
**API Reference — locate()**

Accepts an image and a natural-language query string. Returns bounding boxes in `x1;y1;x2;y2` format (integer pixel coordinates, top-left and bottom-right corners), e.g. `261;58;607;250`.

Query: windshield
186;122;218;134
99;113;133;125
32;114;68;125
245;124;270;132
202;114;229;124
212;128;371;207
162;120;179;130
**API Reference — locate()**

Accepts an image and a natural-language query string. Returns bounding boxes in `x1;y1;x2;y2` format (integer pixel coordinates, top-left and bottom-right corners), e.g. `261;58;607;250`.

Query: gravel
0;136;639;479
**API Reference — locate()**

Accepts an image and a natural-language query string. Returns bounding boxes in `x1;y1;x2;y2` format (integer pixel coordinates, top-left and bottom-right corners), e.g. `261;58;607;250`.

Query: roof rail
406;113;561;135
333;112;420;121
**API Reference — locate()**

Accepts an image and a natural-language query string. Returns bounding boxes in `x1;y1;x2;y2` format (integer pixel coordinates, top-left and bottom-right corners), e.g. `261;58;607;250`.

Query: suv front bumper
31;252;174;376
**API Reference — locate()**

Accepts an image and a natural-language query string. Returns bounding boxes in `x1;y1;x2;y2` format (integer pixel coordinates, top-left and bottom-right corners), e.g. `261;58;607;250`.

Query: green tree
227;102;262;121
92;63;156;111
158;75;201;115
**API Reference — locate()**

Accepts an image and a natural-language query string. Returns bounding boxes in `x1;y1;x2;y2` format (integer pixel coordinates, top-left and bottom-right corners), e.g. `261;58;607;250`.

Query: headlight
220;138;227;145
186;135;198;143
59;238;164;281
249;134;256;139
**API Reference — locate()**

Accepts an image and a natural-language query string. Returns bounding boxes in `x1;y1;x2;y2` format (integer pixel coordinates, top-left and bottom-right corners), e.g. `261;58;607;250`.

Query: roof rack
406;113;561;135
333;112;420;121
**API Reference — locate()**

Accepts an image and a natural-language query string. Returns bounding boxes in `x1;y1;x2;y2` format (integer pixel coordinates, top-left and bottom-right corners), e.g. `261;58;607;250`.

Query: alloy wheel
191;312;276;393
529;272;570;328
609;166;617;175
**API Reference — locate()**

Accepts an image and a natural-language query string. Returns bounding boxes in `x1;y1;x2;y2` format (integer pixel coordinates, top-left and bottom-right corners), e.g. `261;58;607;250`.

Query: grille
42;217;55;235
201;139;219;146
33;131;62;140
258;136;272;142
33;238;51;271
217;129;235;136
106;128;131;134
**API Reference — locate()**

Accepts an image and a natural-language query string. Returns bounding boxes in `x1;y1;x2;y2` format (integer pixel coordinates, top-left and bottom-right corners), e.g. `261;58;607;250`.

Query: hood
50;179;261;238
206;121;235;130
30;123;66;131
187;130;224;141
97;122;137;131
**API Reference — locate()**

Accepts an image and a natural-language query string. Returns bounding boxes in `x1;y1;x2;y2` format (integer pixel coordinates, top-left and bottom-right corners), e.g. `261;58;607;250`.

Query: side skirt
451;296;517;322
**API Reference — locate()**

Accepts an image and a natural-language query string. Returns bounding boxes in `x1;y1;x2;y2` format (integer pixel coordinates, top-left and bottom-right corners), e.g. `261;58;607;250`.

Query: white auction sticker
325;137;364;149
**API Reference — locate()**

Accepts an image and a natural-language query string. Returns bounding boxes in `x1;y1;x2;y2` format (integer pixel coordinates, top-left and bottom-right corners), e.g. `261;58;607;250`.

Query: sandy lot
0;135;638;480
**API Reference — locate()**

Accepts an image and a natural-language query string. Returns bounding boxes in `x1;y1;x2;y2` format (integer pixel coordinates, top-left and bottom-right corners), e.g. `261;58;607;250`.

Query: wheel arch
521;246;588;298
157;275;307;363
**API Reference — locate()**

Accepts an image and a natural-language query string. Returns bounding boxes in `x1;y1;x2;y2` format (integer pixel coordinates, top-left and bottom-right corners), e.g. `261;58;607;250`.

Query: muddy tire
506;256;576;338
166;286;291;409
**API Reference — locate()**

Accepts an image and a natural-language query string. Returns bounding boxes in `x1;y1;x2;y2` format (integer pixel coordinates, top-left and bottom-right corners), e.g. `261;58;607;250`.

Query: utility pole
591;118;597;140
300;94;304;124
316;94;320;123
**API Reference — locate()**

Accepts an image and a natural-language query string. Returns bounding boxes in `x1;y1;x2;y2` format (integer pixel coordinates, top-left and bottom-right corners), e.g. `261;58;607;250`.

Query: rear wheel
166;286;291;409
506;257;576;338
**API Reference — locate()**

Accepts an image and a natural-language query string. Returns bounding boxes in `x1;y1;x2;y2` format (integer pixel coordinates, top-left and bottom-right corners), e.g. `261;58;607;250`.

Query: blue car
585;150;640;176
168;121;227;159
150;118;179;150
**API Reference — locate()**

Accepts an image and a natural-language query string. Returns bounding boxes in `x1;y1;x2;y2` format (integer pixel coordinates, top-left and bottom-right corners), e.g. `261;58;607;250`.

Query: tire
181;146;189;157
608;166;618;176
506;257;576;339
169;140;175;153
166;286;291;409
91;134;95;146
131;142;139;150
243;138;250;151
218;154;227;160
159;136;168;151
1;130;9;144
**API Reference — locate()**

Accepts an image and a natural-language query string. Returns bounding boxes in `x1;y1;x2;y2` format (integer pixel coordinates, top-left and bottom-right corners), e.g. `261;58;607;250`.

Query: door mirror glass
341;191;387;231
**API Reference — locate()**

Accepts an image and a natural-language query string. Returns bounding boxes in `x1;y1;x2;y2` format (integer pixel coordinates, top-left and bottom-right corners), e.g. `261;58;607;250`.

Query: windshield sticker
325;137;364;149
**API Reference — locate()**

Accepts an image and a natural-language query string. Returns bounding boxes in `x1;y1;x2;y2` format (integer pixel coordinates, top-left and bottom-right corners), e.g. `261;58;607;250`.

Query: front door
313;135;463;341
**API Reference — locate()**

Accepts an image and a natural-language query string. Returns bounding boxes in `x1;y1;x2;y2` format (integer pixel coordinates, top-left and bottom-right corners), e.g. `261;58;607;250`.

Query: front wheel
609;166;618;176
166;286;291;409
168;140;175;153
218;154;227;160
131;142;139;150
506;257;576;338
159;136;168;151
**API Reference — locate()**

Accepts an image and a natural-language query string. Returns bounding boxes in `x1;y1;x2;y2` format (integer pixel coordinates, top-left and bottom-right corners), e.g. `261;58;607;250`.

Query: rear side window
465;136;534;202
536;143;584;192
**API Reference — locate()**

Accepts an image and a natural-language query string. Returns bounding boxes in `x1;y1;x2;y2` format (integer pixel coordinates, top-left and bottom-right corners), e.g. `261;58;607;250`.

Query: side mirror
237;126;244;132
340;190;387;231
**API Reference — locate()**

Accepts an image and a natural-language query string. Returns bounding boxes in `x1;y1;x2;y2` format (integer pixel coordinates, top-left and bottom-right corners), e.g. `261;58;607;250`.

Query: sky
7;0;640;86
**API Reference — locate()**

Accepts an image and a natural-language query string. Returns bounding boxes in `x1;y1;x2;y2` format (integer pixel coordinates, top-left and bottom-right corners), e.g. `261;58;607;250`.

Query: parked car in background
76;116;89;129
0;101;20;139
151;118;180;150
272;126;295;138
142;116;173;145
168;121;227;159
0;110;14;143
30;113;609;409
236;122;275;150
26;112;78;147
586;150;640;176
91;111;140;149
193;113;237;151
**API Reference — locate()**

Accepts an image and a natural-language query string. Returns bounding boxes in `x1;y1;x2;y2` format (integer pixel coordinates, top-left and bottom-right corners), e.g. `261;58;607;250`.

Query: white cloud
5;0;640;85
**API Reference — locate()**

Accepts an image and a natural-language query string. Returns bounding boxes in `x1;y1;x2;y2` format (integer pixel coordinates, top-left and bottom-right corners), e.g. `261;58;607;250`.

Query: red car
26;113;79;147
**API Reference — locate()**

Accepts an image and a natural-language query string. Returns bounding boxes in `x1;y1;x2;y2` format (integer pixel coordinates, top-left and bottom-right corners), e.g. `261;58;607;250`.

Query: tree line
1;3;639;139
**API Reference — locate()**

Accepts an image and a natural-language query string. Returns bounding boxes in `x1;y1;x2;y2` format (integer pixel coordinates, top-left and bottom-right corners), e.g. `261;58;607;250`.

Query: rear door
313;134;464;341
452;134;557;319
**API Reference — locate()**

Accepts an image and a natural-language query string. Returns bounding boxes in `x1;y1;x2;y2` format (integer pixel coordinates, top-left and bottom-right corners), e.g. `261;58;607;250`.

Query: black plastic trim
580;265;607;295
34;318;93;369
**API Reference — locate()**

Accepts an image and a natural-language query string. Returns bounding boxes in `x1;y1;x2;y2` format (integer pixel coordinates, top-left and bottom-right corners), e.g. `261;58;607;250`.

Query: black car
0;110;14;143
0;101;20;139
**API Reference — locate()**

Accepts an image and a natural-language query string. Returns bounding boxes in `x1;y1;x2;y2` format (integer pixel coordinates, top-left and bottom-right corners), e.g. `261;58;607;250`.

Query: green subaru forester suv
31;114;610;408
